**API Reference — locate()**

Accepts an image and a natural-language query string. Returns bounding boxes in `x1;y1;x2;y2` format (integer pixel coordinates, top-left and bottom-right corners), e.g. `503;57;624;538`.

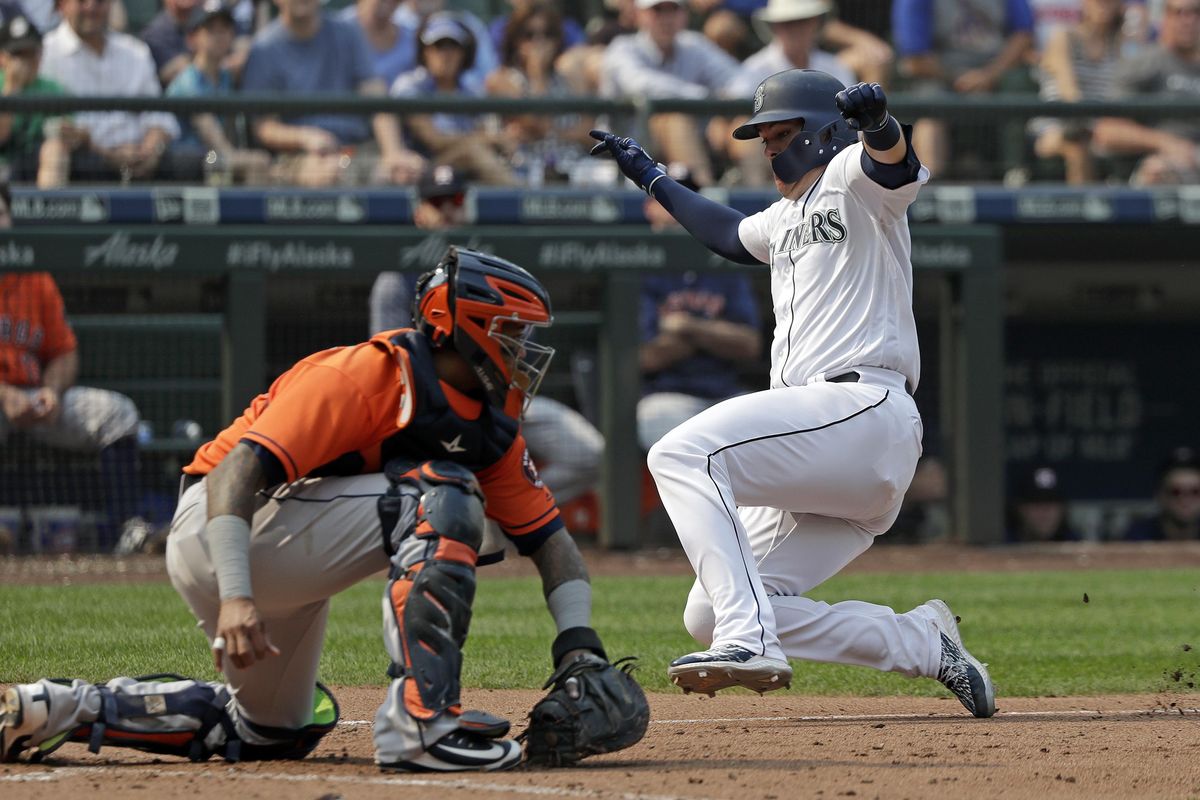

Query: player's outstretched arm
835;82;907;165
589;130;759;265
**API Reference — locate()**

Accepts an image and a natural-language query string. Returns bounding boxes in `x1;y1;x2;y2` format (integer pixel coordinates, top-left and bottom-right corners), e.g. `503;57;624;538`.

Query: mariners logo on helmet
753;83;765;114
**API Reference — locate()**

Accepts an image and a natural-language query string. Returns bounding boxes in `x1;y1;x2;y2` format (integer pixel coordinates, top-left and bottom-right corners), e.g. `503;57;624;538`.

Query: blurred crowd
1;0;1198;189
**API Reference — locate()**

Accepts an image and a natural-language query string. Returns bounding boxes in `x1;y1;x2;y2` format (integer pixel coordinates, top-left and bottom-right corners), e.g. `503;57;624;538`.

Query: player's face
757;118;806;196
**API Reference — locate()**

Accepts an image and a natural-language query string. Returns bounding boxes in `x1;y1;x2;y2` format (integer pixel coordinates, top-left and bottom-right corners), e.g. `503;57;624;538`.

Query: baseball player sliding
590;70;996;717
1;247;647;770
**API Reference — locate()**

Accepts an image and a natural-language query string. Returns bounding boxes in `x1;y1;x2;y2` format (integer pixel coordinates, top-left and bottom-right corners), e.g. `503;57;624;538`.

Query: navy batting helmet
733;69;857;183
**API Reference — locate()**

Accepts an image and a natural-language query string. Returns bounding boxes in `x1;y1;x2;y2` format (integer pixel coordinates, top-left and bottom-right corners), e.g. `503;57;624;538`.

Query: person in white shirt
711;0;854;185
589;70;997;718
601;0;739;185
40;0;182;181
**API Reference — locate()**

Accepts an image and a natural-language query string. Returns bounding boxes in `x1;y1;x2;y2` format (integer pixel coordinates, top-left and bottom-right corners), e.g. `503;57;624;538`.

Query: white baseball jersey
737;142;929;392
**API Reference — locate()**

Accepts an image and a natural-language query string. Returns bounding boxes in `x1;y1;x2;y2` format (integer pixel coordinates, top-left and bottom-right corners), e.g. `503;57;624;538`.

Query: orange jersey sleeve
477;432;563;555
185;341;414;480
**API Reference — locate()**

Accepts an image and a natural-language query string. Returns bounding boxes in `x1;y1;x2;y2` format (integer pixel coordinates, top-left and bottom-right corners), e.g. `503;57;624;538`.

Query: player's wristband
863;114;902;151
552;625;607;666
207;514;253;601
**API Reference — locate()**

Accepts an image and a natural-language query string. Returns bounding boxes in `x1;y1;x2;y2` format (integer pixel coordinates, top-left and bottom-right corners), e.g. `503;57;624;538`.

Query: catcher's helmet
413;246;554;414
733;69;857;183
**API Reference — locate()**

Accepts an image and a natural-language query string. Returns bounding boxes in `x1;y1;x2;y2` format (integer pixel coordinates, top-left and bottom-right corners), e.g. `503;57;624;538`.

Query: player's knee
417;472;482;554
646;431;700;480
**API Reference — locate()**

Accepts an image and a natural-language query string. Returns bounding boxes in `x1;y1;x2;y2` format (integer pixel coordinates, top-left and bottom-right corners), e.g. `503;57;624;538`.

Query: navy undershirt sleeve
859;124;923;190
650;178;761;265
245;440;287;488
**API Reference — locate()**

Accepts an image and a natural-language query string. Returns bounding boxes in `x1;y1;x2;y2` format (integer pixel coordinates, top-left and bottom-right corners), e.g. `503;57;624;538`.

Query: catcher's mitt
521;654;650;767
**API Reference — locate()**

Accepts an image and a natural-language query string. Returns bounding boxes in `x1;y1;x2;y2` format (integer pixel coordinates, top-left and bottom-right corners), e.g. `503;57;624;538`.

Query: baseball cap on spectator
420;14;471;47
0;10;41;52
1158;446;1200;481
1013;465;1063;504
634;0;683;9
186;0;235;32
755;0;832;23
419;164;466;199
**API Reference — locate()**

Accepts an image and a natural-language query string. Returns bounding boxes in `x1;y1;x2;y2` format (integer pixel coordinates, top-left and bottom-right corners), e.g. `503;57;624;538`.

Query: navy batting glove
588;129;667;195
835;83;889;132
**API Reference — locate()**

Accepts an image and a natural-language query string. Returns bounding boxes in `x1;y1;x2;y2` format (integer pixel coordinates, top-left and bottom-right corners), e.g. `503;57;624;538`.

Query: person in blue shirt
337;0;417;87
241;0;423;186
637;164;762;449
391;13;515;185
166;0;270;184
892;0;1035;176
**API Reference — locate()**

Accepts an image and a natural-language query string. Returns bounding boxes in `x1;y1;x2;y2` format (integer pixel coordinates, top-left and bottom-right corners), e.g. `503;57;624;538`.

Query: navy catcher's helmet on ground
733;69;857;183
413;246;555;413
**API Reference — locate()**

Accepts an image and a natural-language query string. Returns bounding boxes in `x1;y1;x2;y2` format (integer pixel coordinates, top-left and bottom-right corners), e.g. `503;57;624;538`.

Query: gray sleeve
369;271;413;333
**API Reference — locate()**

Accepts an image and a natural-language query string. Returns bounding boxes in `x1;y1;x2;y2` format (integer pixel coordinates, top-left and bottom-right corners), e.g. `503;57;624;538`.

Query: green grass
1;569;1198;697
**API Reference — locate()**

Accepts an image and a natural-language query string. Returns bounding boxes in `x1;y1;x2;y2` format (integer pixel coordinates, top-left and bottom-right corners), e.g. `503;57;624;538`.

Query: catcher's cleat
380;730;521;773
921;599;996;718
668;644;792;696
0;684;51;762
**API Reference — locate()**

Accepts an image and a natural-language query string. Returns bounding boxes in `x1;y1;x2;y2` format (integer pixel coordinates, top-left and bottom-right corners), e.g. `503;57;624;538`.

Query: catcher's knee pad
378;459;486;558
59;675;338;763
382;460;486;721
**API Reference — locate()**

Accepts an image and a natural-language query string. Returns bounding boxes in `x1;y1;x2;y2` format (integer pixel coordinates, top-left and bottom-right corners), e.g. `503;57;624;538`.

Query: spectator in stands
0;10;76;187
1125;446;1200;540
486;1;594;185
556;0;637;97
1006;464;1080;542
819;1;894;84
1028;0;1083;53
892;0;1036;176
339;0;416;87
1032;0;1123;184
242;0;424;187
392;0;498;91
368;181;605;516
712;0;853;185
0;183;150;552
601;0;740;186
637;164;762;449
489;0;585;54
1092;0;1200;185
40;0;184;182
140;0;200;85
392;13;515;185
166;0;270;185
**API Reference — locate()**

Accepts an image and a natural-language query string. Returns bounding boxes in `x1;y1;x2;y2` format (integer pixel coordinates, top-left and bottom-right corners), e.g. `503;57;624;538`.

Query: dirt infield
2;690;1198;799
3;544;1200;798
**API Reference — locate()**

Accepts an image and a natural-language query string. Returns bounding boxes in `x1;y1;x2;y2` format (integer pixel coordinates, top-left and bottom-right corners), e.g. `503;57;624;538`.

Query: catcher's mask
413;246;555;414
734;68;856;183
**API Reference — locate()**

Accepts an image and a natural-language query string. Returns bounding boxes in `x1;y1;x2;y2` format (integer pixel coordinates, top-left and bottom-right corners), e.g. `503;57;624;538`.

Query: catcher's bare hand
213;596;280;671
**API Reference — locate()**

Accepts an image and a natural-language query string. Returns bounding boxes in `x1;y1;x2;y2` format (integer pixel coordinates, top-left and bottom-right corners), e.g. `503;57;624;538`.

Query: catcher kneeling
0;247;649;771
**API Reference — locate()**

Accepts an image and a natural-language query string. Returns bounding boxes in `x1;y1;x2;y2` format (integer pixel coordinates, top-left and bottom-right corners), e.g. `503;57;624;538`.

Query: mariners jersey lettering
184;329;561;547
737;142;928;391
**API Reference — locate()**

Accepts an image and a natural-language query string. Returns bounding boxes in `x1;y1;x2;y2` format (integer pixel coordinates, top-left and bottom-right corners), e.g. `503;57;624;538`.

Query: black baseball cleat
921;599;997;718
668;644;792;697
380;730;522;773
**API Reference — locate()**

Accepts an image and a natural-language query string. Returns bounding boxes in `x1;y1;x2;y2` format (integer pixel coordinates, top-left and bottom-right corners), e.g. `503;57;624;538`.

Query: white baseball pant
648;367;941;678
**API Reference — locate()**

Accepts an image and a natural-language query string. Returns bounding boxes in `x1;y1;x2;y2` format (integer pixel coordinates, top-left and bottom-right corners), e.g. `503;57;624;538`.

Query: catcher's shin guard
380;460;486;721
2;676;338;763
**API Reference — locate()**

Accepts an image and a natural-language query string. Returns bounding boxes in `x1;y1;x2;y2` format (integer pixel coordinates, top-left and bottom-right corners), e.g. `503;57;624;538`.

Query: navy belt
828;371;860;383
